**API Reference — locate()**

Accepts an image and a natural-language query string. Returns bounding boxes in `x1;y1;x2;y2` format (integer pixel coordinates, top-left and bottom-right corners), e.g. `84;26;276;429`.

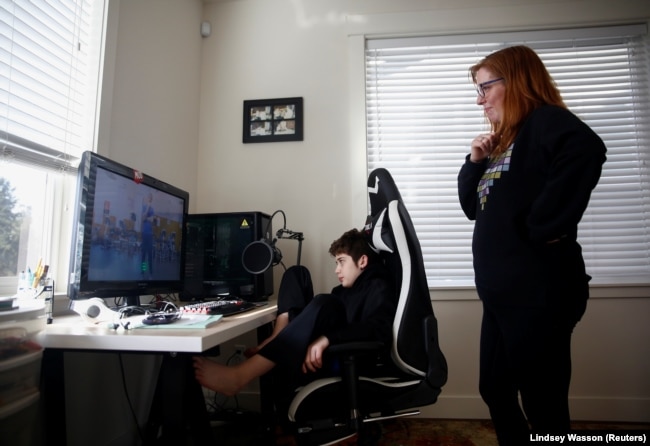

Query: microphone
241;210;303;274
242;237;282;274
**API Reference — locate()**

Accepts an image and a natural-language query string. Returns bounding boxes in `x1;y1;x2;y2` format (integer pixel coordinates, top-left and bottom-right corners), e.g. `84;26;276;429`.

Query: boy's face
334;253;367;288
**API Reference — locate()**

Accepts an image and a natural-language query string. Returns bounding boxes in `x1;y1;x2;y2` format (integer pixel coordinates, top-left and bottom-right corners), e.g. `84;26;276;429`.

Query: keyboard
181;299;259;317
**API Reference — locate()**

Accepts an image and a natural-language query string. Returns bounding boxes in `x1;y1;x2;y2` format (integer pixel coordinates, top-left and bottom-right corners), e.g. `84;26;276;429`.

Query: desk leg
256;323;276;437
41;349;66;446
144;353;213;445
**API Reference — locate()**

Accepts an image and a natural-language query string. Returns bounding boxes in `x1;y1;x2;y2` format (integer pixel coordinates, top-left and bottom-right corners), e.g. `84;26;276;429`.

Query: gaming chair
287;168;448;445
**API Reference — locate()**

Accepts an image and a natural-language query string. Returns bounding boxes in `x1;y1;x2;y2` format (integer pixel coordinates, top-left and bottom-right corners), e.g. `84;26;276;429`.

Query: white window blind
366;24;650;287
0;1;105;295
0;0;105;172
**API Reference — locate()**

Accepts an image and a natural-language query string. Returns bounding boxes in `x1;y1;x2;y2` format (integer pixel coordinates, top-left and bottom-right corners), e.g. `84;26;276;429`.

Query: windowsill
429;284;650;301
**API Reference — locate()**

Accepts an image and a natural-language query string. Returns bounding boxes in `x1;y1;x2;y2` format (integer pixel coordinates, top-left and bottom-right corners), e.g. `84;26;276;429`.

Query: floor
204;412;650;445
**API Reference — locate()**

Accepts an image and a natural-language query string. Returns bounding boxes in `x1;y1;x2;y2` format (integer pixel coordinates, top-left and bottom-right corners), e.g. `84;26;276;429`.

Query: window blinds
365;24;650;287
0;0;105;173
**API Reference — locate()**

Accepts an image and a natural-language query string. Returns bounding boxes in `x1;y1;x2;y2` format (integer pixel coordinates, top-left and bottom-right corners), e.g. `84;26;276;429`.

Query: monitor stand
123;295;142;307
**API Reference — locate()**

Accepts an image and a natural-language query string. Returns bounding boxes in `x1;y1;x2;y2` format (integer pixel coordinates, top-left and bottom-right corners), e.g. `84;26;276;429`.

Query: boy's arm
302;336;330;373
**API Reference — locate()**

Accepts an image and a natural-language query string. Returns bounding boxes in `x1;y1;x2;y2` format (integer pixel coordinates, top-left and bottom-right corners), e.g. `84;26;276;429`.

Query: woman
457;46;606;445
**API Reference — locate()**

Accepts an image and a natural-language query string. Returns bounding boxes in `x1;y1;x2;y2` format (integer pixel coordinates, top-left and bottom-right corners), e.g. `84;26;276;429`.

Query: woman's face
475;67;505;124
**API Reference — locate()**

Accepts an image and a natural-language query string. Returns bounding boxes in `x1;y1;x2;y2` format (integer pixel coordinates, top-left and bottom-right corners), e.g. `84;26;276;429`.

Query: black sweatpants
479;299;584;446
258;266;348;414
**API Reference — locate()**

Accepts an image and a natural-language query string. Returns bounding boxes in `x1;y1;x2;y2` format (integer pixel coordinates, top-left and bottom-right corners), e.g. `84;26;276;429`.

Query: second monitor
182;212;273;302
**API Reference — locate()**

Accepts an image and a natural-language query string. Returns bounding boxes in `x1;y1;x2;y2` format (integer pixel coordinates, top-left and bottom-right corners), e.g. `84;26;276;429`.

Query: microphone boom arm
276;228;304;265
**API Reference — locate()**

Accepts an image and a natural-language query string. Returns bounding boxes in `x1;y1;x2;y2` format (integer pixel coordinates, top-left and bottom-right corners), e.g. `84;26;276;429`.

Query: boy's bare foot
244;346;259;358
193;354;275;396
192;356;245;396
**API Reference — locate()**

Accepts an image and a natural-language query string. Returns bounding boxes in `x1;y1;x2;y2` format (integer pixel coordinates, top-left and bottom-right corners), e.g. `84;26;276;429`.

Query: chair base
293;409;421;445
295;422;356;446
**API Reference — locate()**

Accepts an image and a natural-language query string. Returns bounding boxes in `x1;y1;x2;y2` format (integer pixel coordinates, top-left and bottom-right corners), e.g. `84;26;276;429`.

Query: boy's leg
193;354;275;396
247;265;315;357
259;295;346;375
277;265;314;321
193;295;345;399
259;294;347;422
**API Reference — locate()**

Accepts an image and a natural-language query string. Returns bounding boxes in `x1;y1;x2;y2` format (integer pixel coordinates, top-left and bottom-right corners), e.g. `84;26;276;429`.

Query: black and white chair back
288;168;447;445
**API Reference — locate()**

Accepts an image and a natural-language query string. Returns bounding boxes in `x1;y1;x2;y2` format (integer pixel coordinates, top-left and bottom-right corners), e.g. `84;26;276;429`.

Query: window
0;1;106;295
365;24;650;287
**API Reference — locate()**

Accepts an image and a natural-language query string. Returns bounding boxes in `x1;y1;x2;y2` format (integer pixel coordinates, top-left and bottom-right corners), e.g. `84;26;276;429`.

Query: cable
262;209;287;240
117;354;144;443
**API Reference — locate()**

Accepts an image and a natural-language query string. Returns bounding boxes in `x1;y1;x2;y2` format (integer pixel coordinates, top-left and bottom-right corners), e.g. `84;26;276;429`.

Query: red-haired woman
458;45;606;445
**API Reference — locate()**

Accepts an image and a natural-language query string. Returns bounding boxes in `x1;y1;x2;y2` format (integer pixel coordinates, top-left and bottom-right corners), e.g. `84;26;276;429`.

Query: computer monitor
68;151;189;307
182;212;274;302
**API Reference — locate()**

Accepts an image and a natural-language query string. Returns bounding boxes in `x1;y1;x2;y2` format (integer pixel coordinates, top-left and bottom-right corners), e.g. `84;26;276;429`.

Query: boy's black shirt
326;262;396;346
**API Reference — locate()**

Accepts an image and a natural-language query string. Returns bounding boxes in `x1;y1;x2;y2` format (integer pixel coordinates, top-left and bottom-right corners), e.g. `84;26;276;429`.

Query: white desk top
37;302;277;353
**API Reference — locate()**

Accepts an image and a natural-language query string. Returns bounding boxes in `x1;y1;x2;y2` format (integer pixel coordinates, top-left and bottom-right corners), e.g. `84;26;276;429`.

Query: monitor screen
68;151;189;306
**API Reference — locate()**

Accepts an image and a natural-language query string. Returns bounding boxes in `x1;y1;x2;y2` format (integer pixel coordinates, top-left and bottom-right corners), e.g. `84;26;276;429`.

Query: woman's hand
302;336;330;373
470;133;498;162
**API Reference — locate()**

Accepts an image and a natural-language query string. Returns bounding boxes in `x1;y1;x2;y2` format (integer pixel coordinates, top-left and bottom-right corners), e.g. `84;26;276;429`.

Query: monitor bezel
68;151;189;302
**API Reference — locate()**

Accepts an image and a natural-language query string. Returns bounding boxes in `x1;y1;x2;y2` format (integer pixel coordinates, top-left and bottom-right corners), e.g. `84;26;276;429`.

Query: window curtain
365;24;650;287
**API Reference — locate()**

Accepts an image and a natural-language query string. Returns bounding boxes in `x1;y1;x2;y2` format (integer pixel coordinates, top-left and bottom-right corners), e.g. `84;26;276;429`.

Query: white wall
62;2;205;445
98;0;203;199
196;0;650;422
83;1;649;441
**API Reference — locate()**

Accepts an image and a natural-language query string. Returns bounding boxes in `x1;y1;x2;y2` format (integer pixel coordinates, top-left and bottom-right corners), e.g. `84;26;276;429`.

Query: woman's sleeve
458;154;487;221
527;109;607;244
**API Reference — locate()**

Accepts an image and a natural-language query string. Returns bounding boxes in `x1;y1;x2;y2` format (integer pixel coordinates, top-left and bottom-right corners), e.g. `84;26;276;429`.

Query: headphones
108;301;181;328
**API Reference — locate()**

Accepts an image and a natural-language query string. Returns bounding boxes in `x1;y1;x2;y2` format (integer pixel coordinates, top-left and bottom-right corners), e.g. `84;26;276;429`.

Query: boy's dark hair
328;228;378;263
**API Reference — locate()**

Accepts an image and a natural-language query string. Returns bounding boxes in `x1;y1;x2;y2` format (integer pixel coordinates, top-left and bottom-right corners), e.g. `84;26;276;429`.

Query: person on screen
140;192;155;278
457;45;606;445
192;228;395;403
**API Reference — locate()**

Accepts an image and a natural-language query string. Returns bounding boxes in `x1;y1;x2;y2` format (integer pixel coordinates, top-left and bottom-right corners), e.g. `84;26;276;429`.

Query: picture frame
243;97;303;143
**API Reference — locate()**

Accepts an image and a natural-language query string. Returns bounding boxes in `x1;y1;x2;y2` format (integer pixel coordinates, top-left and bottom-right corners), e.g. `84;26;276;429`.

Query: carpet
213;415;650;446
335;418;499;446
329;419;650;446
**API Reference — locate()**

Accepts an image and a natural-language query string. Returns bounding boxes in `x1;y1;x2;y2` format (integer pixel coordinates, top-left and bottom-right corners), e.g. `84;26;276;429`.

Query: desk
38;302;277;445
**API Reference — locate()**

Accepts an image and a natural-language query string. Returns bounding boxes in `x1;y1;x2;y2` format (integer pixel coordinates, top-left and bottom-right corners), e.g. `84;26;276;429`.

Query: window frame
0;1;106;296
362;24;650;291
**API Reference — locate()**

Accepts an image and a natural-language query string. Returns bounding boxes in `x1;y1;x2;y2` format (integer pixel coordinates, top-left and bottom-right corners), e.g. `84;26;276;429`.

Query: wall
98;0;203;200
61;1;204;445
73;1;649;443
197;0;650;422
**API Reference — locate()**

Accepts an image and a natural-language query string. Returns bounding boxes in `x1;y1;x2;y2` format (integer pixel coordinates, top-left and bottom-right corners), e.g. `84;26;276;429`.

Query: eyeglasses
476;77;504;97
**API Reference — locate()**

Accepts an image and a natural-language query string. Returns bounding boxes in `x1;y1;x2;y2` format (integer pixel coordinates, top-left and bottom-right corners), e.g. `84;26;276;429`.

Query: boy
192;228;395;397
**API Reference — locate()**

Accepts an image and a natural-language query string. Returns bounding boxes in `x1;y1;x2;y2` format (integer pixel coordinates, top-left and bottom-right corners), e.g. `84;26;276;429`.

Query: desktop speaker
70;298;120;324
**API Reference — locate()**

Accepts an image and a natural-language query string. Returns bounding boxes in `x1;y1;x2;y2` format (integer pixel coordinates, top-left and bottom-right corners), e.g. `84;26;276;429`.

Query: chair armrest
327;341;384;357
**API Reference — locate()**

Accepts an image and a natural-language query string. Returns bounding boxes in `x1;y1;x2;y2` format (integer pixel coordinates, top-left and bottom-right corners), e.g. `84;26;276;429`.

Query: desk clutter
13;257;54;325
181;299;261;316
41;298;277;445
69;296;265;329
